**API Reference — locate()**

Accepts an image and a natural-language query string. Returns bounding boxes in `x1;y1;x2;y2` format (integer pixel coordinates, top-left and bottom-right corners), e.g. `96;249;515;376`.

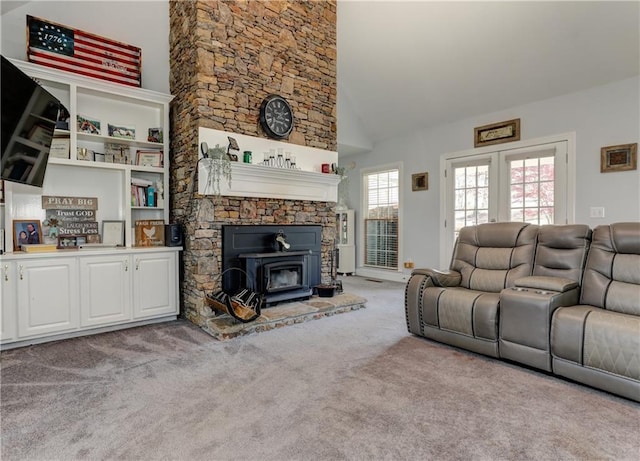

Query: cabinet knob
19;265;24;280
135;259;140;271
3;265;7;281
124;259;129;271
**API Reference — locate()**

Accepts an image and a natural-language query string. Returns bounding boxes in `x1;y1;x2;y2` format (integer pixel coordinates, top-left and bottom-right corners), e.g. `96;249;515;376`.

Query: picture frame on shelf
13;219;42;251
600;143;637;173
136;150;163;167
411;172;429;191
49;136;70;159
57;234;86;249
148;127;163;143
102;220;125;246
77;114;101;135
108;123;135;140
474;118;521;148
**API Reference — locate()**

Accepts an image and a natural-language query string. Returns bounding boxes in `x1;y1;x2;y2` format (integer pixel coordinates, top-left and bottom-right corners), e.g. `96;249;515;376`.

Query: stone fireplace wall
168;0;338;326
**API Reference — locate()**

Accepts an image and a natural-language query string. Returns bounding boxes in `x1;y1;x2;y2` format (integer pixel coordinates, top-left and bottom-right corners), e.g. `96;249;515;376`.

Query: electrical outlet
403;261;415;269
590;207;605;218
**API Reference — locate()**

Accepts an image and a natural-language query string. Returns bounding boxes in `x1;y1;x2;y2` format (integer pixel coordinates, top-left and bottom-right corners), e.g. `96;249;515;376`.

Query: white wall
0;1;170;93
346;76;640;278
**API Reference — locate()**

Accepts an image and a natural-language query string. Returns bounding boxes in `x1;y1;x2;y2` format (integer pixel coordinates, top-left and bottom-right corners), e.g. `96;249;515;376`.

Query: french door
441;138;571;265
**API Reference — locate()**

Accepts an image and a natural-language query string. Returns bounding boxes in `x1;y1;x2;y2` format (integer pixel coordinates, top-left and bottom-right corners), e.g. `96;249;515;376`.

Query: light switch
590;207;605;218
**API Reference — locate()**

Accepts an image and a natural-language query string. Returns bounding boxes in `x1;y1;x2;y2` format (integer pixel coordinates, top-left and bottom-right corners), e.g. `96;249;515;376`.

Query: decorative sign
42;196;98;210
57;221;99;236
135;220;165;247
474;119;521;148
27;15;142;87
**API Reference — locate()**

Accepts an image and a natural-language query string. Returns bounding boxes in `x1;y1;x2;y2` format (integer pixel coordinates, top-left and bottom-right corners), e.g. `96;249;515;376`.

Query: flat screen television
1;55;65;187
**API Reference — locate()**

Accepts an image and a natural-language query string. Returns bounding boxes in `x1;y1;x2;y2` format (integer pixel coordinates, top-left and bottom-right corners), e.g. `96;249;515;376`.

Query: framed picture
474;118;521;148
148;127;163;143
600;143;637;173
102;220;125;246
77;115;101;135
13;219;42;251
136;150;163;167
108;123;135;140
57;235;86;249
411;172;429;191
49;137;70;159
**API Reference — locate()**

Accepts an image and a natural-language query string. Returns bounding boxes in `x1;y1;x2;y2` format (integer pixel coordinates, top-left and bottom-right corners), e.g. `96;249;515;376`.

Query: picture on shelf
49;136;70;159
77;115;101;135
13;219;42;251
102;220;125;246
135;220;165;247
148;127;163;143
136;150;163;167
105;142;130;164
108;123;135;140
57;234;86;249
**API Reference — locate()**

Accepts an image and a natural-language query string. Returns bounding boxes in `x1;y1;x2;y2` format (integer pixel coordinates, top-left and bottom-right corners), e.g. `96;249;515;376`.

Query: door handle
19;265;24;280
3;265;8;281
124;259;129;271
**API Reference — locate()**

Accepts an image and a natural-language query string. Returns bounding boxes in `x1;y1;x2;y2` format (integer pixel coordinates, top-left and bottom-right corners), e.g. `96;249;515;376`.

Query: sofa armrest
411;268;461;287
514;276;578;293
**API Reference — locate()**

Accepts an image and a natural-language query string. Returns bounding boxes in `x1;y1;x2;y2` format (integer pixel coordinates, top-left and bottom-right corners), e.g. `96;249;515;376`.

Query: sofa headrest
461;222;537;248
610;222;640;255
538;224;592;249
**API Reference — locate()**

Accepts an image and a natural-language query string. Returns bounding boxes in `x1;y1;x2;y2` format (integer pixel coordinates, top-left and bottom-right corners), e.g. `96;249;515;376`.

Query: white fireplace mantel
199;162;342;201
198;127;341;202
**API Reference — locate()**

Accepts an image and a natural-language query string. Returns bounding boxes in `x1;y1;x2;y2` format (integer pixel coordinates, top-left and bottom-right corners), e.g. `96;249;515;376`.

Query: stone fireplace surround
180;195;339;328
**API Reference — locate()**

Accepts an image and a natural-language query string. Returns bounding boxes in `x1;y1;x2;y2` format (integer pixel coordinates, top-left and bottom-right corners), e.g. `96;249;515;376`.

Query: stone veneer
168;1;337;327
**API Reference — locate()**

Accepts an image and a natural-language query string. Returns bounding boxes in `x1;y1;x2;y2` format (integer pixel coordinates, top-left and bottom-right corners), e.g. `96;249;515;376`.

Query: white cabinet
1;262;17;342
16;257;79;338
0;248;180;349
133;251;178;319
336;209;355;275
80;255;132;327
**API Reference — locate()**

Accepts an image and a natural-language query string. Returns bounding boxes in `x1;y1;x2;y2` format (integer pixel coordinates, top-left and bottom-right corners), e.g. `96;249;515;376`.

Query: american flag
27;15;141;87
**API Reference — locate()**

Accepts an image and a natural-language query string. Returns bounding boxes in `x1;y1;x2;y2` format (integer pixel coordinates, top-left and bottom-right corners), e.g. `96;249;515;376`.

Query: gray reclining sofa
405;222;639;402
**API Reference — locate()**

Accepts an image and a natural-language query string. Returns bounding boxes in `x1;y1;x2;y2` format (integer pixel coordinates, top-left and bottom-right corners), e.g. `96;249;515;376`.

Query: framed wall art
411;172;429;191
102;220;125;246
474;118;521;148
600;143;637;173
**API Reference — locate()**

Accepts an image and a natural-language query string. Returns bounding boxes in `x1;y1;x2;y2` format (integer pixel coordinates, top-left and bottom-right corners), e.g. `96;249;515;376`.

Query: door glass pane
509;155;555;225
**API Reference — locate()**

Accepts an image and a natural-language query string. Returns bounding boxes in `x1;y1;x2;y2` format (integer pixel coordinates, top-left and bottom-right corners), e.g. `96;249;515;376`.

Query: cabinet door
133;251;177;319
17;258;79;338
1;262;17;342
80;255;132;327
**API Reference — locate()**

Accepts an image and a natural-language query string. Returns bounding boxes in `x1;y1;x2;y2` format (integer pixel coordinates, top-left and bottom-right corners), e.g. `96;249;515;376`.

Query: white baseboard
353;267;409;283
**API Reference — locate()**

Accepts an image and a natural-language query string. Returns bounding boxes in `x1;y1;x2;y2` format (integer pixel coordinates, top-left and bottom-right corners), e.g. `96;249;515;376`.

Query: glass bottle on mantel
277;148;284;168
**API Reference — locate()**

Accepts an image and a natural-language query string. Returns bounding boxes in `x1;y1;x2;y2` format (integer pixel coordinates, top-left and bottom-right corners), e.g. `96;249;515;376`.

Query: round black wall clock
259;94;294;139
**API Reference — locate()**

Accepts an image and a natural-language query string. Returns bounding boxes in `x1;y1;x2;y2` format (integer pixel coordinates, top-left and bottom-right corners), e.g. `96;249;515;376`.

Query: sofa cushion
552;305;640;382
423;287;500;340
532;224;591;283
452;222;538;293
581;223;640;315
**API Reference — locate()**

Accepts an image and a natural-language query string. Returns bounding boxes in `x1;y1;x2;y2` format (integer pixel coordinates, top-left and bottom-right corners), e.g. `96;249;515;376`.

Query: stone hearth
202;292;366;340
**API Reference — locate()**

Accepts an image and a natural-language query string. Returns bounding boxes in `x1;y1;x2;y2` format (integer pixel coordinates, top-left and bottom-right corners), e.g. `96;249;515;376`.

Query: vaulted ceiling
337;1;640;147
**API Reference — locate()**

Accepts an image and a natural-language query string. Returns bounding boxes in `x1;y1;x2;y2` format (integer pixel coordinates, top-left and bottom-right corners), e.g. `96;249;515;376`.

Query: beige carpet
1;276;639;460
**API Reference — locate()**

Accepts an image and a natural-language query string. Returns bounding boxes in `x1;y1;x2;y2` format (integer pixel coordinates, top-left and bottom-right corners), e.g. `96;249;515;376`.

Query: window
442;137;573;266
363;168;399;269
